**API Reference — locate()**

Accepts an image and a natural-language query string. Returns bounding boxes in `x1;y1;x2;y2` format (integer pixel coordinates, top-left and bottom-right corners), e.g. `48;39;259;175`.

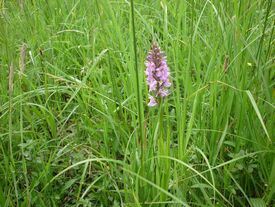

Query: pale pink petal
148;96;157;107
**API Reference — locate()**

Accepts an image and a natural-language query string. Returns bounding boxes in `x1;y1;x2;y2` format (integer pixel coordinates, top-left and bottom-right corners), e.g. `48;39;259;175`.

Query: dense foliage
0;0;274;206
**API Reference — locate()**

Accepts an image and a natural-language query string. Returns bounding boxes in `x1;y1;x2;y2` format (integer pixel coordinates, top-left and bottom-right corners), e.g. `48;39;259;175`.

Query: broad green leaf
250;198;266;207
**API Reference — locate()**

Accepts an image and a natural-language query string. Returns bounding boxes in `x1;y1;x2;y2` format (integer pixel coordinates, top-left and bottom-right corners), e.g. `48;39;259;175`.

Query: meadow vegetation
0;0;274;206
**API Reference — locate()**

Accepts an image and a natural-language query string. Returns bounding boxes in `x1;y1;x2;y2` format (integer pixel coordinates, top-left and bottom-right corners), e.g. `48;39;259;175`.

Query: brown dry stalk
19;43;27;77
223;55;229;73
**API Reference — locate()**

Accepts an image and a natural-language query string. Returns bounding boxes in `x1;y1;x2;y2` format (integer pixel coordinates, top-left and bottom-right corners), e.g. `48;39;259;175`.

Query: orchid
145;42;171;106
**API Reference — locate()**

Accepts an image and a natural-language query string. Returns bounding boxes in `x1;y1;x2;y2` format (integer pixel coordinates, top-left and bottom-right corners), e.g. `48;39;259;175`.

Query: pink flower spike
145;42;171;106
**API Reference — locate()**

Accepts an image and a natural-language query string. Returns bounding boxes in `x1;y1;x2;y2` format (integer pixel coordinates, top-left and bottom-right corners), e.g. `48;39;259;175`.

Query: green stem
20;77;30;206
8;63;19;206
130;0;145;200
130;0;144;157
158;99;166;204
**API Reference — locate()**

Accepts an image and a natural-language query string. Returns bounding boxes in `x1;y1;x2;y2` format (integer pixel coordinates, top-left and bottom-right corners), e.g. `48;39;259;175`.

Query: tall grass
0;0;274;206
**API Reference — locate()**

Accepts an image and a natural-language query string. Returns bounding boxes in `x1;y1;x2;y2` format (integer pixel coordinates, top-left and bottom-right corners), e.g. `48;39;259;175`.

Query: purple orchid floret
148;95;158;107
145;42;171;106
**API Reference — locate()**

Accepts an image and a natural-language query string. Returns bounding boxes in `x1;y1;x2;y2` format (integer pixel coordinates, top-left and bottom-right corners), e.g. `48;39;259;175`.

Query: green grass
0;0;274;206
